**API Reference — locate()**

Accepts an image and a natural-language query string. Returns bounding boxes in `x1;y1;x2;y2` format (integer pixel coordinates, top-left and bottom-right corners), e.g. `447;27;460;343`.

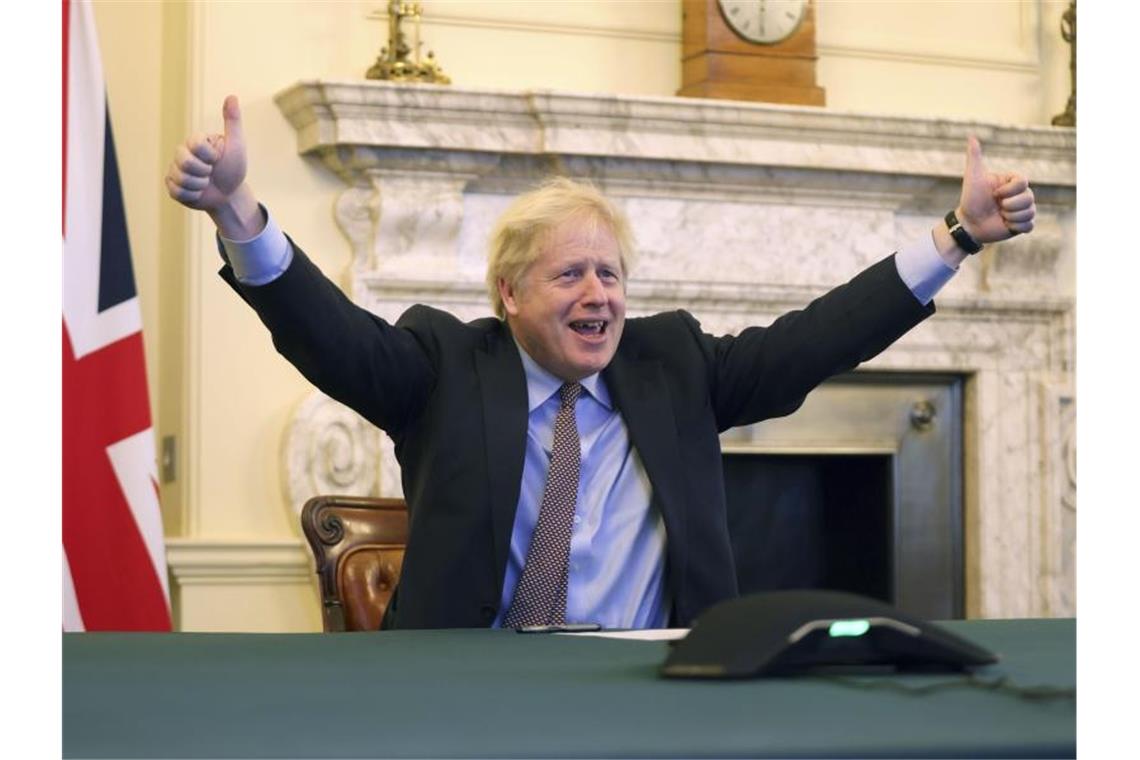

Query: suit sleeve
219;241;436;435
695;254;934;431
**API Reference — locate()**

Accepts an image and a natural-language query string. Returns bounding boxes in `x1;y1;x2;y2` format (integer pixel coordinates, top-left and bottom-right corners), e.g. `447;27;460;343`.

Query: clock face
718;0;808;45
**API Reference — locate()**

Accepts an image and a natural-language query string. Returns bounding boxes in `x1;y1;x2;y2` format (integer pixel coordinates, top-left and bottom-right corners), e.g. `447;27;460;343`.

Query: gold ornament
366;1;451;85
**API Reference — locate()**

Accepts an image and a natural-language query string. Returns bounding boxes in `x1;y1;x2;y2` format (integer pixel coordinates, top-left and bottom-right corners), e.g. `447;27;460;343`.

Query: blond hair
485;177;636;319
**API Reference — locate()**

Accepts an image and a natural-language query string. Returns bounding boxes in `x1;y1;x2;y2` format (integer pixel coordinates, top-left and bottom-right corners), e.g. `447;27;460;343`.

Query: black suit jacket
224;246;932;628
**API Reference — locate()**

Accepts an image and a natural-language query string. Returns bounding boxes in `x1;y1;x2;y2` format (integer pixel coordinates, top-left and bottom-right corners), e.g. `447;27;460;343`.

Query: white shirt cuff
218;208;293;286
894;230;958;306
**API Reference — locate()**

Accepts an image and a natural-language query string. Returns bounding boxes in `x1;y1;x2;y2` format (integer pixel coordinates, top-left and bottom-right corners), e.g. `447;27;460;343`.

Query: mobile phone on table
516;623;602;634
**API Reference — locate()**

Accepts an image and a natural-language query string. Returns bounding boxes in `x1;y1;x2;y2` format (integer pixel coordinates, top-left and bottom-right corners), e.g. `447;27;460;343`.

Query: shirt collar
514;339;613;413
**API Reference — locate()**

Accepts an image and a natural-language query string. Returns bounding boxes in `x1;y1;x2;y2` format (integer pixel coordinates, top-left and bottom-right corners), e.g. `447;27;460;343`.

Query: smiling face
499;216;627;382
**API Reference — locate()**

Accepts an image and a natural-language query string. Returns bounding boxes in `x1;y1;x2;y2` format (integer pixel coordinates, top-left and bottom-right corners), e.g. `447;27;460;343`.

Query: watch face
718;0;808;45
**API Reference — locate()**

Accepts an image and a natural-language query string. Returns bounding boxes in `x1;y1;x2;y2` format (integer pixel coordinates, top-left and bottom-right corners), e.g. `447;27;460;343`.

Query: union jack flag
63;0;171;631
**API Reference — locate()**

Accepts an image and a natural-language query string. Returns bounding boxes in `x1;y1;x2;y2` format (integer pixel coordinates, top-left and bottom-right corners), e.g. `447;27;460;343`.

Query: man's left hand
957;135;1036;243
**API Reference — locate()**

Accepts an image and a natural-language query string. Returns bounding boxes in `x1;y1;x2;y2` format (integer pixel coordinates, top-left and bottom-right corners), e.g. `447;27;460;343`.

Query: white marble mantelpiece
276;81;1073;183
275;80;1076;619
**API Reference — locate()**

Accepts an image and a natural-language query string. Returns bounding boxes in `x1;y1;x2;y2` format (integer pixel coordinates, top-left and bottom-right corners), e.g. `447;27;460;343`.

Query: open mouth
569;319;607;336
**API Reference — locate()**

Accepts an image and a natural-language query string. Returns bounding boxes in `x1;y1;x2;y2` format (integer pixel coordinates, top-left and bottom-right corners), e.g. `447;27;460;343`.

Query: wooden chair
300;495;409;632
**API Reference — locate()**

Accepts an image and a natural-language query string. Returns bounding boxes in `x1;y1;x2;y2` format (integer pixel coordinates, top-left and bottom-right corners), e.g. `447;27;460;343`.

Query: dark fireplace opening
724;453;895;604
717;372;965;620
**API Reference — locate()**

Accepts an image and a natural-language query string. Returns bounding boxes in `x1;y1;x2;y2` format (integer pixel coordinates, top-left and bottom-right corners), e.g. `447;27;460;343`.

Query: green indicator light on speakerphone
828;619;871;637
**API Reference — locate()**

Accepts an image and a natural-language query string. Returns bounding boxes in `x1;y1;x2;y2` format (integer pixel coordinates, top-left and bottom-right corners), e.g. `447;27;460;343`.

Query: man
166;96;1035;630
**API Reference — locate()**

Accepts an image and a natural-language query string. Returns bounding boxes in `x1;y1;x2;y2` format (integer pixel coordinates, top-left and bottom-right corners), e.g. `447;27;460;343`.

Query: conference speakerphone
662;590;999;678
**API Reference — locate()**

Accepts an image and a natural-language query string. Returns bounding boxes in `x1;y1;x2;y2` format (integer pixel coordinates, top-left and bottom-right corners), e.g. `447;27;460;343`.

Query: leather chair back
300;495;409;632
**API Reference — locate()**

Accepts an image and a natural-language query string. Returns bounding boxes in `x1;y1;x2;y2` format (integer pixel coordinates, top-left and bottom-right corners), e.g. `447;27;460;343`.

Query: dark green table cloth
64;618;1075;758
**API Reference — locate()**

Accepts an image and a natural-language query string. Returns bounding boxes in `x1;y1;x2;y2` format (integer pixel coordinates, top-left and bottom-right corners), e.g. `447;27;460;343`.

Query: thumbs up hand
955;135;1036;244
165;95;260;239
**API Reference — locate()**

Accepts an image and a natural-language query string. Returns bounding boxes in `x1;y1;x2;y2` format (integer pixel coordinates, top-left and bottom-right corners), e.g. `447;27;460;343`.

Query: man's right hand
165;95;263;240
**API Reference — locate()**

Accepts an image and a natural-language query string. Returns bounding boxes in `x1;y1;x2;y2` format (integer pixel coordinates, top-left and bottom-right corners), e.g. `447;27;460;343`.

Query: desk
64;618;1074;758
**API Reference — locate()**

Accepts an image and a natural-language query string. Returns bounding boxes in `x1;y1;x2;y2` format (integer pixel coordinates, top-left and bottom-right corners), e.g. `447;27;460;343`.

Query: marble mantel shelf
273;79;1076;621
360;276;1073;319
275;80;1075;187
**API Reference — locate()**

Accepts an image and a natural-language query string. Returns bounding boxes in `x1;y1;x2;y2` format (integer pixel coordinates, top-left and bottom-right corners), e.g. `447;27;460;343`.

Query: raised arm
163;95;437;436
705;136;1036;429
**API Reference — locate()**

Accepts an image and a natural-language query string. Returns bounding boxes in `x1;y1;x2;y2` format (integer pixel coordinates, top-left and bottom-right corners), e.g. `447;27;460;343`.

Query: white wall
89;0;1074;631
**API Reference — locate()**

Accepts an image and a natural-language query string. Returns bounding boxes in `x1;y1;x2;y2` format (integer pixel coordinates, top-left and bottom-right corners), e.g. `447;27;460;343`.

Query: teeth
571;320;605;334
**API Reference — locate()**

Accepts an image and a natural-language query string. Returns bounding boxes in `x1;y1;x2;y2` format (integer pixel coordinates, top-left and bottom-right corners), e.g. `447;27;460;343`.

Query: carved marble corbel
327;151;501;305
366;166;472;277
333;182;378;279
282;390;382;520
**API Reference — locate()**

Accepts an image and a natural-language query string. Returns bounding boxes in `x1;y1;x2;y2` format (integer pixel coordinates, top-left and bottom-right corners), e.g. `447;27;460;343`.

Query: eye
599;267;620;282
558;267;582;280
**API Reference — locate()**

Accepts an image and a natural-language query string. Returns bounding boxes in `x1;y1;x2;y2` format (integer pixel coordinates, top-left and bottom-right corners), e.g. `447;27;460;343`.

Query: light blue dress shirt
492;346;668;629
220;210;957;628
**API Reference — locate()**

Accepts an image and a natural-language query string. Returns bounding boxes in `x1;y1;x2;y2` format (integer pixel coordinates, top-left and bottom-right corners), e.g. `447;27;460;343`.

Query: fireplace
272;81;1075;619
726;452;894;601
722;371;963;620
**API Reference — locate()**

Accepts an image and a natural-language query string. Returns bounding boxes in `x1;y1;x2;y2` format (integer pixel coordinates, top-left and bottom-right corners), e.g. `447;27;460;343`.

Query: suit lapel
603;350;689;600
474;328;529;594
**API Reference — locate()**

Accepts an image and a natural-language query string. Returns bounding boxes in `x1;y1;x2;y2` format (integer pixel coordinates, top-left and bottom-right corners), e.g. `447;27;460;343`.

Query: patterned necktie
503;381;583;627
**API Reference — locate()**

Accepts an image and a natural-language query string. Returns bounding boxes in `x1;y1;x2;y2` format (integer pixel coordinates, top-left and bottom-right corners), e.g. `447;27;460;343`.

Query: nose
580;270;608;306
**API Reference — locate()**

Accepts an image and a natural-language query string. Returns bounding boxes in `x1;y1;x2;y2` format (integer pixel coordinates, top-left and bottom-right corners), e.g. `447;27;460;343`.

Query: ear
498;277;521;317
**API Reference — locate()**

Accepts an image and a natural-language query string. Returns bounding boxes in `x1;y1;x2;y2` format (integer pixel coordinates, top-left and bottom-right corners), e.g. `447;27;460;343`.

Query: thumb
964;134;987;183
222;94;244;145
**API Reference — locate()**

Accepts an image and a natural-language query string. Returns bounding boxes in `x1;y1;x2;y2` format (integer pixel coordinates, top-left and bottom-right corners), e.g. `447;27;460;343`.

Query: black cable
815;672;1076;702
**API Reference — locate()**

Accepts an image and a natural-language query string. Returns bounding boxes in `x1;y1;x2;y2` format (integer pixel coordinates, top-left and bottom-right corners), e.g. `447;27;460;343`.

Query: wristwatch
944;209;983;254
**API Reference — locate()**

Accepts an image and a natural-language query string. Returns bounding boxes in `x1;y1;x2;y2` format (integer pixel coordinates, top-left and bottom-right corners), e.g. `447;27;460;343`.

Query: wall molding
166;538;312;586
365;11;1040;72
367;9;678;44
818;44;1038;74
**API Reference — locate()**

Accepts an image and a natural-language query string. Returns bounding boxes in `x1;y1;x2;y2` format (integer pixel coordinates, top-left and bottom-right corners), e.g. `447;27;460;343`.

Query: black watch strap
944;209;983;255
